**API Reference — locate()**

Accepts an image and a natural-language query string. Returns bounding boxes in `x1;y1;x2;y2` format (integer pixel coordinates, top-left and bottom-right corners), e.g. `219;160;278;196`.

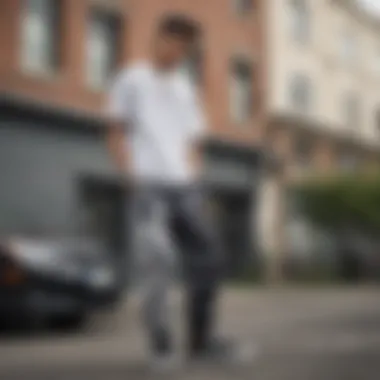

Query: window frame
181;46;203;87
20;0;62;75
233;0;253;16
340;29;357;64
338;150;358;173
229;58;253;126
342;92;360;132
288;73;312;113
293;134;314;171
289;0;310;46
374;108;380;137
86;8;122;90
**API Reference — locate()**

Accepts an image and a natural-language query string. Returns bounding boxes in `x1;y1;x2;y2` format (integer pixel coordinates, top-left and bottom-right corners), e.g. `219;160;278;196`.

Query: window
181;47;203;86
289;0;310;45
230;60;253;125
233;0;253;15
294;135;314;170
374;47;380;75
20;0;61;74
338;151;358;173
86;10;121;89
375;109;380;136
342;92;360;130
289;74;312;112
340;30;357;63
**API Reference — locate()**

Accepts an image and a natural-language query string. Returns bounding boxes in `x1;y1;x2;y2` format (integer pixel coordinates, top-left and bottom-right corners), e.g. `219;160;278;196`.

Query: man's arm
189;138;205;177
105;69;134;176
187;86;208;178
106;121;130;174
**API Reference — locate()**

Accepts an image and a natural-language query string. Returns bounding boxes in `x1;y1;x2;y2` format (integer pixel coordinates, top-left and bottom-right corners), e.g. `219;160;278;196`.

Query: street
0;287;380;380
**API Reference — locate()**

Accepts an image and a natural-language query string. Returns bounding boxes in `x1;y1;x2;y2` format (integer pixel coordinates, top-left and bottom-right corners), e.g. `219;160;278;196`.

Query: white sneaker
189;338;259;366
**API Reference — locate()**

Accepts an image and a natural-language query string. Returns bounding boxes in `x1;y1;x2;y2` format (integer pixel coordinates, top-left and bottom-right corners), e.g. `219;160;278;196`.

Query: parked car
0;236;122;329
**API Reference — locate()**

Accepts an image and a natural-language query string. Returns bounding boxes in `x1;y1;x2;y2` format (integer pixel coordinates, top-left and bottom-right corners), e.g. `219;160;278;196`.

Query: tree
294;174;380;234
293;174;380;281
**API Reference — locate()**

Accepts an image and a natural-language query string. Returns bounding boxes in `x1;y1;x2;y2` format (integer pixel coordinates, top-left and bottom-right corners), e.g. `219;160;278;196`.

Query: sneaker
188;337;258;366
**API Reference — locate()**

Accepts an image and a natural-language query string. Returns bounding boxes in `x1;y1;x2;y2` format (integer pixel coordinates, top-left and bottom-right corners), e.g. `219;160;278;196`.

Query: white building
258;0;380;273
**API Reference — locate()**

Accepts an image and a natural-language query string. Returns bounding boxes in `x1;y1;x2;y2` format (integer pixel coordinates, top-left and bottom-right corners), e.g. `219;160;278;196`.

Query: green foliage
293;174;380;233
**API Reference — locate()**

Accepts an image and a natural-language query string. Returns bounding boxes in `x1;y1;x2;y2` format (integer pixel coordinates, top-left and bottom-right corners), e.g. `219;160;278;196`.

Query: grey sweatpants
129;185;222;354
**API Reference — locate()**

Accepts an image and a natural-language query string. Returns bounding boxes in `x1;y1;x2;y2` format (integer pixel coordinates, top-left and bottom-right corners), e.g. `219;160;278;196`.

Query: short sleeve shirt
106;62;207;185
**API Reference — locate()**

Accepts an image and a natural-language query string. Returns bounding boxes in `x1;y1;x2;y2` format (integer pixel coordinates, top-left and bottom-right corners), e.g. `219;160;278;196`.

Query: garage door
0;120;114;235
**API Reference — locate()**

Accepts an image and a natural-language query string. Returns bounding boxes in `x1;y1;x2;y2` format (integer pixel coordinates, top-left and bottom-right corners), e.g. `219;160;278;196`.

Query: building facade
1;0;266;138
0;0;267;275
3;0;378;279
265;0;380;175
258;0;380;274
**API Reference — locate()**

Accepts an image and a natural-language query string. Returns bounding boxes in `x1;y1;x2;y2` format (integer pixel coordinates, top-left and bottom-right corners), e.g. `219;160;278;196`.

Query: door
212;190;252;277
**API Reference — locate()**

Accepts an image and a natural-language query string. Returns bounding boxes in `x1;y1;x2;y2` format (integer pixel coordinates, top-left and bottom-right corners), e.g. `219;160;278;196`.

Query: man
106;14;248;370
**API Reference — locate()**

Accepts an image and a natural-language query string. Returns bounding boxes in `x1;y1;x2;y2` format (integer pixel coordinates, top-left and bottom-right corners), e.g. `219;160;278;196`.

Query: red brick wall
0;0;265;143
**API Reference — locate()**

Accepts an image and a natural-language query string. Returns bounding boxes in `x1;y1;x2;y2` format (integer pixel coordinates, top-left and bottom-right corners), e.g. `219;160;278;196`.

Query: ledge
0;92;105;132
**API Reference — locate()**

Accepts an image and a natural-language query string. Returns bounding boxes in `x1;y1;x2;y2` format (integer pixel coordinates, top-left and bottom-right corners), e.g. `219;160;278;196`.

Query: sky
360;0;380;14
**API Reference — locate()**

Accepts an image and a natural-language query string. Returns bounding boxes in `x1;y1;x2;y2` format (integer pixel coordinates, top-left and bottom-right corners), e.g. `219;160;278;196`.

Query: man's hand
189;138;205;180
106;121;130;175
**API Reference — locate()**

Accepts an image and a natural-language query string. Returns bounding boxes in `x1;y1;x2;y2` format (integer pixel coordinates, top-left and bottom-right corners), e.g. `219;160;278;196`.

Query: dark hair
158;15;200;43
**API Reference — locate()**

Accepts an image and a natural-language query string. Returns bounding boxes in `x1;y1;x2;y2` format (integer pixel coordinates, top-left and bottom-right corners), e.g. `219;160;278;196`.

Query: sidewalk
1;287;380;379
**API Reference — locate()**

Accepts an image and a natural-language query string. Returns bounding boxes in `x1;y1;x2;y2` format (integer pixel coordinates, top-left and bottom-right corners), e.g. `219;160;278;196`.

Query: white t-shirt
106;62;207;185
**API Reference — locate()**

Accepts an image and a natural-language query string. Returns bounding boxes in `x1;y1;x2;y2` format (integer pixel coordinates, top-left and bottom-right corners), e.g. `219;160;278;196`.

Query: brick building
0;0;267;275
0;0;266;136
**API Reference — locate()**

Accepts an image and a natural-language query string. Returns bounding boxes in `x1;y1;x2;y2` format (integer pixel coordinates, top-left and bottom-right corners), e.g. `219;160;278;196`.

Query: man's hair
157;14;200;43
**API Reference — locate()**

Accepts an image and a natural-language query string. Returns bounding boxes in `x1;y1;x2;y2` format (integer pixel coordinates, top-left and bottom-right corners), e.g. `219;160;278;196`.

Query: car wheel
52;312;88;332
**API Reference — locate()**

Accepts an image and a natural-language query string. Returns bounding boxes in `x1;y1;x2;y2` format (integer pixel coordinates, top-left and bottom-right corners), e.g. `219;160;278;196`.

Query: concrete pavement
0;287;380;379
